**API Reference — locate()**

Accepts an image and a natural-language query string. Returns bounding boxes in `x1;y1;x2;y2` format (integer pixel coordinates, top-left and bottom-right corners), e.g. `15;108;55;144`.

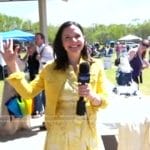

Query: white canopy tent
118;34;142;42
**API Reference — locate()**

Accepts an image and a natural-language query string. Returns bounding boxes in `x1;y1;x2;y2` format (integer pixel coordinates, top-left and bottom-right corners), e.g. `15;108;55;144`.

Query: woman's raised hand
0;39;19;72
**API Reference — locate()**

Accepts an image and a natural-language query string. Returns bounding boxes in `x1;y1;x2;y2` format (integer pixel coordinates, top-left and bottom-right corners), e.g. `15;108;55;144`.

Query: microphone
76;62;90;115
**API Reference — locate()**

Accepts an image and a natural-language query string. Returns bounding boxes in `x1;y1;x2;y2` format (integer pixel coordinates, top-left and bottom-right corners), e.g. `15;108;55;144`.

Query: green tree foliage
137;20;150;39
47;24;58;44
0;13;150;44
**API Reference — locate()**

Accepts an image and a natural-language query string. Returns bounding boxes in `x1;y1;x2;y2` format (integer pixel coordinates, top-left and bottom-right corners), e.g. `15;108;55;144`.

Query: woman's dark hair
53;21;92;70
13;40;21;52
141;39;149;58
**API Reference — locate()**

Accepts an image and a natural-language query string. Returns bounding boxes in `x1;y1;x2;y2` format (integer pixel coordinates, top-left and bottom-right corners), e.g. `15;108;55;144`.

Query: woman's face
139;40;149;54
27;45;36;55
35;34;43;46
62;25;85;58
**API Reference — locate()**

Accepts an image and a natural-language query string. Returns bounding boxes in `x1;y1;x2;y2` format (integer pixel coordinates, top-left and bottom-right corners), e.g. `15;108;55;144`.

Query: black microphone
76;62;90;116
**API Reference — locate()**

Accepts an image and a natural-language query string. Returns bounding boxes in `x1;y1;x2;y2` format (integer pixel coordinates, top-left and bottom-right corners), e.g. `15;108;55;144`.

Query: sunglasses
142;43;149;48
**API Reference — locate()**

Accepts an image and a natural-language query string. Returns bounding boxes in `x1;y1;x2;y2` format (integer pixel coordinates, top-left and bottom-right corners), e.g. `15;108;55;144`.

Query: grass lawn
140;68;150;95
0;80;4;101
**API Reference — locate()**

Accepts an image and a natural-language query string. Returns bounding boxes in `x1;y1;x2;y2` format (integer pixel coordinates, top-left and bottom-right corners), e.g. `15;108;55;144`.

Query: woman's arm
128;50;136;61
142;59;150;69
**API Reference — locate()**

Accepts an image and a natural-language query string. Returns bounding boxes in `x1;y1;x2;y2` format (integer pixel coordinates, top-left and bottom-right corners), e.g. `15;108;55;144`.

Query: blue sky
0;0;149;27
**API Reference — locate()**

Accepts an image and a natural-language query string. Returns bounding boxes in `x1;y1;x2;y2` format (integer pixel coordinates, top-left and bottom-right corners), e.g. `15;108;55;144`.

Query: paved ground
0;116;46;150
0;111;119;150
0;115;118;150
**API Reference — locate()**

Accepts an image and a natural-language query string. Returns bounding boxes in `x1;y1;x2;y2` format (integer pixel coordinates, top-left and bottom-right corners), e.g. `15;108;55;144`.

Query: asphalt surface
0;116;46;150
0;113;118;150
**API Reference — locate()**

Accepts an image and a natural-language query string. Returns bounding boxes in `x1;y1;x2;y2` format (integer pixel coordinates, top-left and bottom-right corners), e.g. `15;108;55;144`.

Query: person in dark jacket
26;43;39;81
128;39;150;85
24;43;43;118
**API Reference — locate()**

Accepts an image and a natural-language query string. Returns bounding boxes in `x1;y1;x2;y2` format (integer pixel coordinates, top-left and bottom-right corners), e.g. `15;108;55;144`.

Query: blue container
5;96;23;118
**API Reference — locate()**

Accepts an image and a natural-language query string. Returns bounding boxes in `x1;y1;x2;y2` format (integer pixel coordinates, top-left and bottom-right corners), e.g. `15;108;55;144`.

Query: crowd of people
0;20;150;150
89;42;113;58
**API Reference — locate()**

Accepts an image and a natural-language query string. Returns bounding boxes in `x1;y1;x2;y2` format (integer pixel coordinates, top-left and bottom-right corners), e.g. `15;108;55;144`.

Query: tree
0;13;150;44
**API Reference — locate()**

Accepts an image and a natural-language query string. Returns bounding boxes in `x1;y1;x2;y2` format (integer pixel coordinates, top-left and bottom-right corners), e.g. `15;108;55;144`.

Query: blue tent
0;29;35;41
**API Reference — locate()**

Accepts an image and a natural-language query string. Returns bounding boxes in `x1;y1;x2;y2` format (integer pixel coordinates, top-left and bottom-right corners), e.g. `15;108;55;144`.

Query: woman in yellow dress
1;21;108;150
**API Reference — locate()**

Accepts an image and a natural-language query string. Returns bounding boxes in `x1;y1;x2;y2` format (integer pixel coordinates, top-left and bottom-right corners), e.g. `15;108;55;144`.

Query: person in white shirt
35;32;54;69
33;33;54;122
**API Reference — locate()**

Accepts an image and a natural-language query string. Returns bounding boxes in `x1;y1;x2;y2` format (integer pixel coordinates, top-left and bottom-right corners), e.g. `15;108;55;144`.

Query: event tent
0;29;35;79
0;29;35;41
118;34;142;41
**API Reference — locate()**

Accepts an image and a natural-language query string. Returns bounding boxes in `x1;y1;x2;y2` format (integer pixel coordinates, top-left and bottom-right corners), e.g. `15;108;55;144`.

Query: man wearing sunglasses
128;39;150;86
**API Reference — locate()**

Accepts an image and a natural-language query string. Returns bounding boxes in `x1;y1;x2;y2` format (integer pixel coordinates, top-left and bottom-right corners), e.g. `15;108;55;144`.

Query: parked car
125;42;139;49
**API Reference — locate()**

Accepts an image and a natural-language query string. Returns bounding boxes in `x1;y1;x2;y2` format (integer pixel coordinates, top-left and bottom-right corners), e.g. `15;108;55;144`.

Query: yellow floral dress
44;66;104;150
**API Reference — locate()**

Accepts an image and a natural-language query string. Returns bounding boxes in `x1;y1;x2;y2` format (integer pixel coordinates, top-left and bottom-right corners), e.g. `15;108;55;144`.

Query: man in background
35;32;54;70
35;33;54;129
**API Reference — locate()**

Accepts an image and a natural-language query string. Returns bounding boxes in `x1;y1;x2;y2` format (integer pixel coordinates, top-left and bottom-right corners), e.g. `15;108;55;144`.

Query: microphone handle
76;97;86;116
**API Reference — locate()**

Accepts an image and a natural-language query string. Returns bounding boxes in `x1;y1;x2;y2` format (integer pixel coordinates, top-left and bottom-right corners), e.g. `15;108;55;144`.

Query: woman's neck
69;57;80;71
137;48;143;57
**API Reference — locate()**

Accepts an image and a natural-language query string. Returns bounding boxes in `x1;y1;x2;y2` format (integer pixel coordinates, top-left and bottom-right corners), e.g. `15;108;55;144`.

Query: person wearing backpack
0;41;31;135
34;33;54;128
